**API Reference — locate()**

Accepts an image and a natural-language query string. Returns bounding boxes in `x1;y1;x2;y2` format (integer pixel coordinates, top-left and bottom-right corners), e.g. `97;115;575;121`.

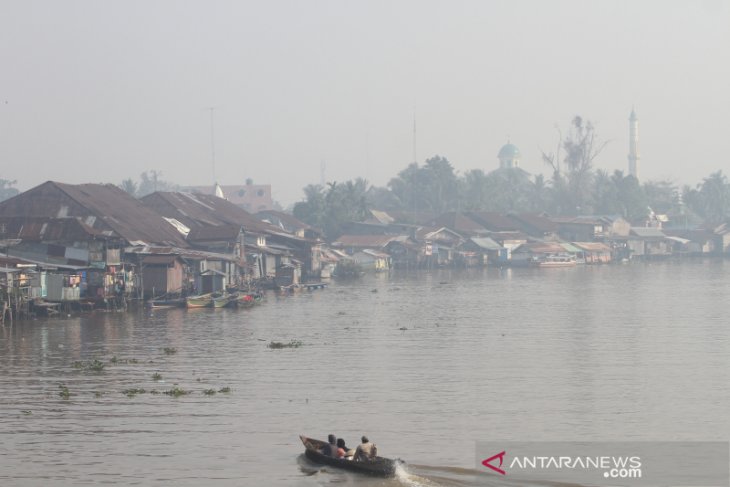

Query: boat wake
395;463;589;487
394;462;446;486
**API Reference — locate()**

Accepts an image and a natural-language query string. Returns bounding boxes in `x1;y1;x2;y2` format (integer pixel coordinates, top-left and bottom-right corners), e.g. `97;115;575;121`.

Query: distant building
497;142;521;169
187;182;274;212
628;107;640;179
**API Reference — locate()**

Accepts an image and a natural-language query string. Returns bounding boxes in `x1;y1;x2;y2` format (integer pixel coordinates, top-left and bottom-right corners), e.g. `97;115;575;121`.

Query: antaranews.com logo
482;449;642;479
476;441;728;486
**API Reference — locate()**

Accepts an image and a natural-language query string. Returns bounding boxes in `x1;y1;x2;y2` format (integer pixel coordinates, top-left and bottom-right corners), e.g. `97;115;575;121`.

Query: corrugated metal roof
187;224;242;242
509;213;557;234
256;210;318;233
143;255;180;265
513;242;567;253
0;216;109;242
360;249;391;258
141;192;277;235
333;234;403;248
0;182;187;247
468;237;502;250
428;212;486;236
466;211;521;231
572;242;612;252
665;236;690;245
125;245;240;262
560;242;583;253
367;210;395;225
630;227;666;238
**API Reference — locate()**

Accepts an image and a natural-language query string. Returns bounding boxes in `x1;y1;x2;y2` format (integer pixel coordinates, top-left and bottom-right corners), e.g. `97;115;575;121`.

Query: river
2;260;730;486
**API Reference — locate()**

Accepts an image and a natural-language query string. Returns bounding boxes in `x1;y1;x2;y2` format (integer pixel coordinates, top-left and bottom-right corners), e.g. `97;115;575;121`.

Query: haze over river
2;260;730;486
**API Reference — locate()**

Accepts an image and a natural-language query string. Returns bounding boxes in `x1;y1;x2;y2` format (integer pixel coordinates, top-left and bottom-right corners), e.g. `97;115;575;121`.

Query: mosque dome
497;143;521;159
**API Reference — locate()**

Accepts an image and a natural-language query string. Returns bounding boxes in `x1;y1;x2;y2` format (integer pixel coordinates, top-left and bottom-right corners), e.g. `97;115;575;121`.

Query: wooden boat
211;294;230;308
228;292;263;308
186;293;213;308
530;254;577;268
299;435;401;477
147;297;186;308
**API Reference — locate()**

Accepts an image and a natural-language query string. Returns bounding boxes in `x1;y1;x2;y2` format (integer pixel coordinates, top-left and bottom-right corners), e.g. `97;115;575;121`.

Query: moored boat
147;297;186;308
229;292;263;308
530;254;577;268
211;293;230;308
186;293;213;308
299;435;401;477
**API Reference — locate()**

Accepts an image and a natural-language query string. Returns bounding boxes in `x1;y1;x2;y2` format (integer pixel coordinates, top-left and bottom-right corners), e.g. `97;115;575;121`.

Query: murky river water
2;260;730;486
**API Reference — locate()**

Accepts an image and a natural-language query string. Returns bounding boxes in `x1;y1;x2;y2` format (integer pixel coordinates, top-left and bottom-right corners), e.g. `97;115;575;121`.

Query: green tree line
294;116;730;240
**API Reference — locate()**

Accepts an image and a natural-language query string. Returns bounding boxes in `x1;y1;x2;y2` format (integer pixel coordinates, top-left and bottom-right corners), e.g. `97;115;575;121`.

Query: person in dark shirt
321;434;338;457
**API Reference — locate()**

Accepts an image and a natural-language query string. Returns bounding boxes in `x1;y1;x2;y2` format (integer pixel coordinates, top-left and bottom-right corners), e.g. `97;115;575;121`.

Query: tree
698;171;730;224
592;169;620;214
293;178;371;240
120;170;179;197
482;167;533;212
542;116;608;214
366;185;402;211
643;179;678;214
120;178;138;197
293;184;327;231
613;171;647;221
459;169;491;210
387;155;458;213
0;179;19;202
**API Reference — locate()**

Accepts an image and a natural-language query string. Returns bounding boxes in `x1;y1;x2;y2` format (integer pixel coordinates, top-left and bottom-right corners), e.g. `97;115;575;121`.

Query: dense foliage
0;179;19;202
292;117;730;238
119;171;179;197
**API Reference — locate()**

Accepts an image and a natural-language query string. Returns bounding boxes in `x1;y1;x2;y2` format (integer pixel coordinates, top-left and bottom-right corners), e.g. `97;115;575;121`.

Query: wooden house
140;255;185;298
572;242;613;264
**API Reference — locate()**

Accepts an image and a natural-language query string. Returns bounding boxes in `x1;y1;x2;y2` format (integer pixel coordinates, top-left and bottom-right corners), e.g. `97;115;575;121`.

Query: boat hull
186;294;213;308
299;435;399;477
147;298;186;308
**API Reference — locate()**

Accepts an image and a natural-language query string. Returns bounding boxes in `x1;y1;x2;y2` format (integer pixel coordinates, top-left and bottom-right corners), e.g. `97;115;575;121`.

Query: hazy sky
1;0;729;206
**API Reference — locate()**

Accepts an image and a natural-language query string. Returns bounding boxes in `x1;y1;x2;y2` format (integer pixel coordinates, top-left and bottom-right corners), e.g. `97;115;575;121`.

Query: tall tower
628;107;640;179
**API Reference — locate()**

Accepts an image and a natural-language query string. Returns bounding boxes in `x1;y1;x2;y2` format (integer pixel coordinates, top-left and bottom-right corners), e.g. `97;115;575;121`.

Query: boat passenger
353;436;377;462
321;434;338;457
336;438;352;459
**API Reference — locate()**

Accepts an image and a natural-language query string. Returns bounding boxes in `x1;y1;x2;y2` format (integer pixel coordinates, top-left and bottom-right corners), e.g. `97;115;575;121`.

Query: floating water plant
163;386;190;397
152;372;162;381
163;347;177;355
218;387;231;393
202;389;217;396
268;340;303;349
110;356;119;364
122;388;146;397
86;359;106;372
21;410;32;415
58;385;70;399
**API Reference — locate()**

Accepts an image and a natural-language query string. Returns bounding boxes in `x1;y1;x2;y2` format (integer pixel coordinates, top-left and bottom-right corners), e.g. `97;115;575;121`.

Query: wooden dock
301;282;328;290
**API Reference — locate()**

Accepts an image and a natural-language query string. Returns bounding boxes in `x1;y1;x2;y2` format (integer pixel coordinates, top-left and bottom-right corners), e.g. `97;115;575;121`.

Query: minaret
628;107;640;179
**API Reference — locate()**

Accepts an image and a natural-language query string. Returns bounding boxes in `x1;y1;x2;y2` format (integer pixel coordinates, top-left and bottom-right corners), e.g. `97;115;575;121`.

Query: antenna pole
412;108;417;164
209;107;216;183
